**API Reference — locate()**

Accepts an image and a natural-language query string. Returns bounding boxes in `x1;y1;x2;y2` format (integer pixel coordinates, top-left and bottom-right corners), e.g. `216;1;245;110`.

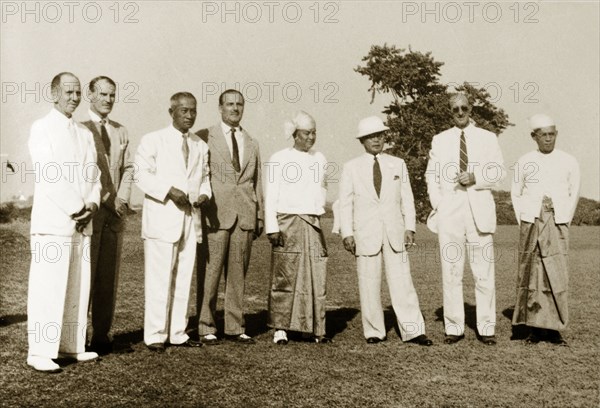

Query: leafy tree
355;44;513;221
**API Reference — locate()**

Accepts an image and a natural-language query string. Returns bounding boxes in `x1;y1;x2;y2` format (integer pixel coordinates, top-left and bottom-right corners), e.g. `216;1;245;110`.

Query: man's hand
343;236;356;255
192;194;209;208
254;219;264;240
114;197;129;218
73;202;98;232
268;232;284;247
167;187;191;211
456;171;475;187
404;230;416;249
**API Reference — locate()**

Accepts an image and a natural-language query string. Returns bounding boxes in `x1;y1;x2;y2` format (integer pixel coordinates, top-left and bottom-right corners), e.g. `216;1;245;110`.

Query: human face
219;92;244;127
450;96;471;129
360;132;385;155
54;75;81;117
293;127;317;152
90;79;116;118
170;97;197;133
532;126;557;154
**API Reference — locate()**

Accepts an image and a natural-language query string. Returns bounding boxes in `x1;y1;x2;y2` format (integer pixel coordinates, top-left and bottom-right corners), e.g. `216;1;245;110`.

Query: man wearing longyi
135;92;211;352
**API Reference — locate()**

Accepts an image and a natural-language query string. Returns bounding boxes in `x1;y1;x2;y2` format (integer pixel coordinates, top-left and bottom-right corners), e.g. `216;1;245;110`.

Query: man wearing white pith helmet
339;116;432;346
511;114;580;346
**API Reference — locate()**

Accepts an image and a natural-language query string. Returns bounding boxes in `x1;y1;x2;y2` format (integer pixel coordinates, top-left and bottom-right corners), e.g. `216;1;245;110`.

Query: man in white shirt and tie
425;94;505;345
135;92;211;352
27;72;101;372
511;114;580;346
81;76;134;355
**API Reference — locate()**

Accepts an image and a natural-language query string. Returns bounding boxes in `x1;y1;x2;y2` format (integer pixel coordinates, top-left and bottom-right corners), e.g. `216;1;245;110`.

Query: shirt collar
221;122;242;135
363;152;381;160
50;108;75;127
454;122;475;134
88;109;108;124
170;124;188;137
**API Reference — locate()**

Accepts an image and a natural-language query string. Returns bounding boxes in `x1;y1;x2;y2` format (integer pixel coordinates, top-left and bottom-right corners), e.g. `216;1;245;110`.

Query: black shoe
407;335;433;346
170;339;203;348
313;336;332;344
444;334;464;344
146;343;166;353
89;341;113;356
366;337;386;344
200;334;222;346
227;334;256;344
480;335;497;346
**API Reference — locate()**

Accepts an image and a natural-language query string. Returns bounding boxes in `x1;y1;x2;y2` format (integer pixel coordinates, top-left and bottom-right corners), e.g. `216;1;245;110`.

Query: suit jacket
81;115;134;232
425;123;505;234
339;153;416;256
196;124;263;231
28;109;101;236
135;125;211;243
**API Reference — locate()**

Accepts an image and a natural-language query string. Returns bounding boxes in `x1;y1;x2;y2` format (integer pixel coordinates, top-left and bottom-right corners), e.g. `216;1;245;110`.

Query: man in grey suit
196;89;263;345
81;76;134;354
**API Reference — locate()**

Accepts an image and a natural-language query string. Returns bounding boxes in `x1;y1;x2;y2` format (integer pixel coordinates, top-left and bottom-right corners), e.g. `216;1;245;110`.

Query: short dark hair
89;76;116;92
51;72;77;93
170;92;196;108
218;89;244;106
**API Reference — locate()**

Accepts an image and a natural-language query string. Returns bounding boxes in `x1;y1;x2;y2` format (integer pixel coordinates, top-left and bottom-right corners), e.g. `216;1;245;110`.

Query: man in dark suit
196;89;263;344
81;76;134;354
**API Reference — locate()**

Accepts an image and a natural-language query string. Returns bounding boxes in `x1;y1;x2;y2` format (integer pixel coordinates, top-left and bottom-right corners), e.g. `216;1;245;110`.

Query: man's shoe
27;356;62;373
146;343;166;353
444;334;465;344
170;339;203;348
228;334;256;344
407;334;433;346
58;352;99;362
366;337;386;344
89;341;113;356
480;335;497;346
273;330;288;345
200;334;222;346
313;336;332;344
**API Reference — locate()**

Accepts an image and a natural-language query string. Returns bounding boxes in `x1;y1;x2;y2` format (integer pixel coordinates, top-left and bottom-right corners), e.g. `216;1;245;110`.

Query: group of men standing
25;72;580;373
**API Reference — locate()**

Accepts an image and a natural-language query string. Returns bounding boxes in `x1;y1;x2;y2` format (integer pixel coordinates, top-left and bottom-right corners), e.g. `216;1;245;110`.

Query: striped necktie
459;130;468;173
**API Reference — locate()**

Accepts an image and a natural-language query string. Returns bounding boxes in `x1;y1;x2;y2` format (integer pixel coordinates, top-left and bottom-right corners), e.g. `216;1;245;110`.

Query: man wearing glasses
339;116;432;346
425;93;505;346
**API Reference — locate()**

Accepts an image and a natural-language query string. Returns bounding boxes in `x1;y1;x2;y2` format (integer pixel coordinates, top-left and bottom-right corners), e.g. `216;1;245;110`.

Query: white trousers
437;190;496;336
143;214;196;345
356;233;426;341
27;233;91;358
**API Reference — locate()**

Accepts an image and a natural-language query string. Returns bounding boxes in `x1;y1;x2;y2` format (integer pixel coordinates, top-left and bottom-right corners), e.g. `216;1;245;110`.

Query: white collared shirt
88;109;111;135
221;122;244;164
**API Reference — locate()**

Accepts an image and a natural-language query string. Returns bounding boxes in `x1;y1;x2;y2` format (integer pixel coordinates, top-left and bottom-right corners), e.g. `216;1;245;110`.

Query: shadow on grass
502;307;530;340
434;303;478;333
326;307;359;338
113;328;144;345
0;314;27;327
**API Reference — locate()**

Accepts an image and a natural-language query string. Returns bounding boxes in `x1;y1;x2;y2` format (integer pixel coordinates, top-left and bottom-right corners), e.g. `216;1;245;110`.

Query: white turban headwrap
529;114;555;131
283;111;316;139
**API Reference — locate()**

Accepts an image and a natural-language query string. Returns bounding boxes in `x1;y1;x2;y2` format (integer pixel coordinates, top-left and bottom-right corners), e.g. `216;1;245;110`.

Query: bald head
51;72;81;118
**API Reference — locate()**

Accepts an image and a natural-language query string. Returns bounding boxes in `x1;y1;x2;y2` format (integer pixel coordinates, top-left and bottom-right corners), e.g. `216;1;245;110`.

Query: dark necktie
459;130;468;173
100;119;110;158
231;127;241;172
373;155;382;197
182;133;189;167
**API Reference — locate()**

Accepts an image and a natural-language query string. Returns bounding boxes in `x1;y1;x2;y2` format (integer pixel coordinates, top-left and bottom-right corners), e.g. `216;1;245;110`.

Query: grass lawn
1;215;599;407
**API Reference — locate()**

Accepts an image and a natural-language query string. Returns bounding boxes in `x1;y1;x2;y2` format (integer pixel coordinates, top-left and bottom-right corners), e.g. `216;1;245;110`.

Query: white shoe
273;330;288;345
59;351;99;362
27;356;61;373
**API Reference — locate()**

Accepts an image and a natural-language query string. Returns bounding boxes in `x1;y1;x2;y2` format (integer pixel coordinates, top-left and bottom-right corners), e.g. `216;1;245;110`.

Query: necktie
459;130;468;173
373;155;382;197
100;119;111;158
231;127;241;172
182;133;189;167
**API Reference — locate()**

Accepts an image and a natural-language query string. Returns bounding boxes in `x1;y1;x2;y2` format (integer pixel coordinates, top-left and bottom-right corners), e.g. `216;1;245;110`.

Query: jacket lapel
210;125;233;167
239;129;253;174
361;154;379;200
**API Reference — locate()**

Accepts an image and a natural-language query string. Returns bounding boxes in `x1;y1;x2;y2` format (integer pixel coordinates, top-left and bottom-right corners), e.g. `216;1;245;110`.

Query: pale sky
2;1;599;204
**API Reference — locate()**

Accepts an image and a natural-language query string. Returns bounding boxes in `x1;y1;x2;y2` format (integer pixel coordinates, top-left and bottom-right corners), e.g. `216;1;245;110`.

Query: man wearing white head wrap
511;114;580;345
264;111;330;344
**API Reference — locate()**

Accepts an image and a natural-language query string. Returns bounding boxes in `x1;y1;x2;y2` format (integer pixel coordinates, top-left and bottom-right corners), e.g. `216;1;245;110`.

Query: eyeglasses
451;105;471;114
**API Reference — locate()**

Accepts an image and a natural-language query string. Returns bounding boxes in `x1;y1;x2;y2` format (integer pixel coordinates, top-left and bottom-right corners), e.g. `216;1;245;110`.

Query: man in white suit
27;72;101;372
81;76;134;355
425;93;505;345
135;92;211;352
340;116;432;346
